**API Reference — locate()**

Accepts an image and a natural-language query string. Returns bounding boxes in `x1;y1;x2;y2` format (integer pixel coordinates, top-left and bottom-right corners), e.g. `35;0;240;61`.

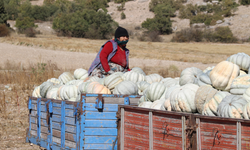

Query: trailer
117;105;250;150
26;94;140;150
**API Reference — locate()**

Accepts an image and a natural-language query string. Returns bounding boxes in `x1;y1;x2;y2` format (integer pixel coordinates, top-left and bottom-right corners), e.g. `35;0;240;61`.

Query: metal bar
37;98;41;146
196;118;201;150
28;98;32;138
61;101;65;148
149;111;153;150
45;100;51;150
80;95;86;149
124;97;130;105
237;122;241;150
121;108;124;150
182;116;186;150
75;103;80;150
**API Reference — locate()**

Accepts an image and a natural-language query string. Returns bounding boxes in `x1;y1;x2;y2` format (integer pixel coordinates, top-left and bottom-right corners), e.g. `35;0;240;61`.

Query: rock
192;23;206;28
216;20;223;24
212;0;219;3
138;0;149;2
172;26;178;31
107;12;114;15
241;14;249;18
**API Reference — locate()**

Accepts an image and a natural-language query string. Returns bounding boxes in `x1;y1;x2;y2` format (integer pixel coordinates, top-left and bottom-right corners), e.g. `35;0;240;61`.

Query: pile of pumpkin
32;52;250;119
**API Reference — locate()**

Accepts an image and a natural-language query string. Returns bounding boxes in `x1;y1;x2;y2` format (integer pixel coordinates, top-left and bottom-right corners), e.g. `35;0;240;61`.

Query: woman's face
118;36;129;41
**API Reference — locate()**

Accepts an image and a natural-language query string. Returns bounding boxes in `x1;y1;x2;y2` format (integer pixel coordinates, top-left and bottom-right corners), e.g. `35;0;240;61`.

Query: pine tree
0;0;8;25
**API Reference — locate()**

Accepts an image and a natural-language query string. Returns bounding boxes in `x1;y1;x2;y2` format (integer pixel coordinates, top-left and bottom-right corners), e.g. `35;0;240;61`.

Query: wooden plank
84;136;117;144
85;112;117;120
85;128;117;136
52;136;76;148
86;97;138;104
85;103;118;112
85;120;117;128
241;122;250;150
31;105;74;117
52;129;76;142
30;112;76;125
84;143;117;149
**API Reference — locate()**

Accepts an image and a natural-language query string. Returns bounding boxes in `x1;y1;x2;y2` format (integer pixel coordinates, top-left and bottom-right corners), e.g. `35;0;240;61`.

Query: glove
107;70;115;75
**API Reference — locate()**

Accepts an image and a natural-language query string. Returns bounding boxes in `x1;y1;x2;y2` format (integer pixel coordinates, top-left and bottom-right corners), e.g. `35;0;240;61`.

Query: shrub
53;10;117;39
171;28;203;42
0;23;10;37
0;0;8;24
121;11;126;19
4;0;19;20
15;16;37;33
142;15;172;34
148;31;162;42
213;26;238;43
241;0;250;5
24;27;36;37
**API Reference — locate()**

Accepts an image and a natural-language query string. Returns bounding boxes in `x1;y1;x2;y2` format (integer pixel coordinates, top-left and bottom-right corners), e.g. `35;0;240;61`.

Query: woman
88;26;130;78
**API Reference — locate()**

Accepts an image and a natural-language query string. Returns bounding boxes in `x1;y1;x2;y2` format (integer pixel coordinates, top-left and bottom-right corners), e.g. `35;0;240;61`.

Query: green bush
4;0;19;20
15;16;37;33
0;23;10;37
241;0;250;5
53;10;117;39
142;15;172;34
121;11;126;19
0;0;8;24
213;26;238;43
117;2;125;11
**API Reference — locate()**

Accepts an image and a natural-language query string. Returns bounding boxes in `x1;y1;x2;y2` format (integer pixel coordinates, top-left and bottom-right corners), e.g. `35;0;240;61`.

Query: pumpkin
86;81;111;94
195;85;217;114
113;81;138;95
137;81;150;95
210;61;239;91
197;72;212;86
40;81;56;98
131;67;146;75
58;72;74;84
138;101;153;108
161;78;179;88
46;88;59;99
217;95;248;118
226;52;250;71
104;73;123;90
230;74;250;95
32;86;41;98
170;84;199;113
243;102;250;119
59;85;78;101
47;78;63;85
163;85;180;111
150;99;166;110
74;68;88;80
145;74;163;84
179;67;203;86
243;86;250;102
144;82;166;102
203;66;214;74
202;91;230;116
56;85;64;100
65;80;84;87
122;71;145;83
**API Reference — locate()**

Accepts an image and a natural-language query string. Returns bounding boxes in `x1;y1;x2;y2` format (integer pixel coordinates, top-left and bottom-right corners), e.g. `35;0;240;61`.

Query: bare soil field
0;35;250;149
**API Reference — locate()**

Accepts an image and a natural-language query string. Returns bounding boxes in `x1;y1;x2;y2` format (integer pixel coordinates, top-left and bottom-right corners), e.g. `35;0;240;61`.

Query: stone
138;0;149;2
192;23;206;28
107;12;114;15
216;20;223;24
97;8;104;12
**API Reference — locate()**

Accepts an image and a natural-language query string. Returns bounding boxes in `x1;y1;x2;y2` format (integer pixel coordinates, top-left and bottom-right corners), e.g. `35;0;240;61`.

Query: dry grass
1;35;250;64
0;60;64;150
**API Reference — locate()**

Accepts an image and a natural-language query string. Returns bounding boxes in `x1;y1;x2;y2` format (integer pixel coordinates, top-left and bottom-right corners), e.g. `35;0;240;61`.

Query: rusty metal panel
152;112;183;150
124;109;150;149
196;116;237;150
241;122;250;150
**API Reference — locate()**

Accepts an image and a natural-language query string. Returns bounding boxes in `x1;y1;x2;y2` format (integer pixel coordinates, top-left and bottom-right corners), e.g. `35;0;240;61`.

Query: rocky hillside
8;0;250;39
